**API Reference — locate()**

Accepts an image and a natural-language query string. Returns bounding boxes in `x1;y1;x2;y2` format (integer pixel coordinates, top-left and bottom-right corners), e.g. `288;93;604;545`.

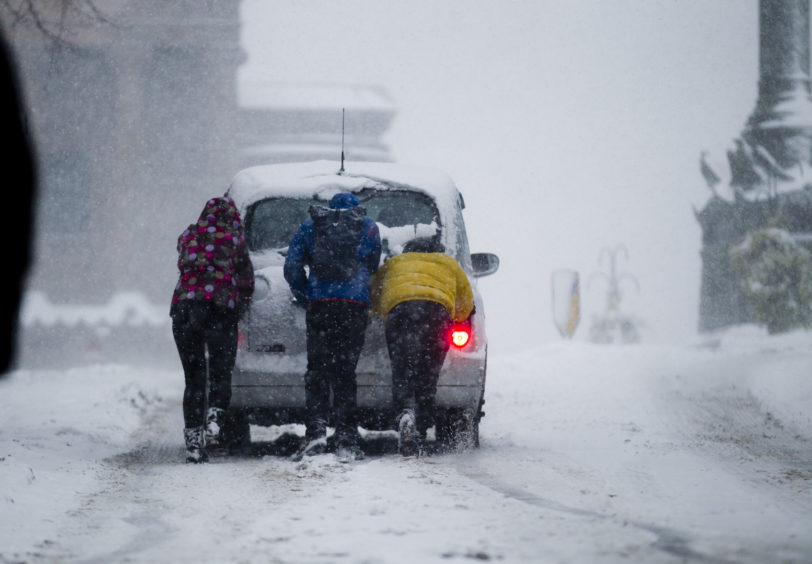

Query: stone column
745;0;812;170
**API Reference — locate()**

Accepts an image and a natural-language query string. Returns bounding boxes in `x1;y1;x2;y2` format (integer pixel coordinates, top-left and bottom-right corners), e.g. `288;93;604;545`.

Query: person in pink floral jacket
170;197;254;463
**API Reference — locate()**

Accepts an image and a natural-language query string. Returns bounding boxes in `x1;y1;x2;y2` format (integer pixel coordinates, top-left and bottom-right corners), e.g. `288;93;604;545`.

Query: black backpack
309;205;366;281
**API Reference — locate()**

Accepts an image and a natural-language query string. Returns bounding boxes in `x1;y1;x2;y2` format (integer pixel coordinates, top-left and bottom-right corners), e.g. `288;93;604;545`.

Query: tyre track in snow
664;367;812;495
455;435;812;564
455;347;812;564
455;451;727;563
52;400;186;563
46;402;665;563
43;399;310;563
46;400;402;563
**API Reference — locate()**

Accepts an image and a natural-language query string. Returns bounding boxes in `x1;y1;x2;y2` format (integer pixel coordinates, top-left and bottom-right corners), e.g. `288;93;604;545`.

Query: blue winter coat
284;193;382;306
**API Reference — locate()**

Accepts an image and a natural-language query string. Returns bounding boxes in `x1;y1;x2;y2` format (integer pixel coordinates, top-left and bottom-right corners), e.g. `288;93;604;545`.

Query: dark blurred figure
1;35;37;376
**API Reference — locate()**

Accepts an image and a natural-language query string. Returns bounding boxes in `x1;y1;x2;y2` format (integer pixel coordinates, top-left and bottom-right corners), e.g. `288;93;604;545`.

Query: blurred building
238;82;395;167
2;1;244;307
696;0;812;331
2;1;395;366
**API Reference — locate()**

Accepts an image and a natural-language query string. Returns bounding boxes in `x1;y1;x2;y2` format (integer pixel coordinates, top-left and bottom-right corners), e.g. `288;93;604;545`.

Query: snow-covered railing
20;291;169;328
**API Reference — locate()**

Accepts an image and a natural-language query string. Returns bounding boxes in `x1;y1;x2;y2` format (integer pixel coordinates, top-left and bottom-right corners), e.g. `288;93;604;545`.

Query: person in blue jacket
284;193;381;461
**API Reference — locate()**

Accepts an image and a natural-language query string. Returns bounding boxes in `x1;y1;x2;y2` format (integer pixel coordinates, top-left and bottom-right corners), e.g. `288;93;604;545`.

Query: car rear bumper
230;350;486;413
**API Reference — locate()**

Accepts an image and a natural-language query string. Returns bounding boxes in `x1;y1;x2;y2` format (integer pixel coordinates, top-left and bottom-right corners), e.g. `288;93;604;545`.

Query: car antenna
338;108;346;175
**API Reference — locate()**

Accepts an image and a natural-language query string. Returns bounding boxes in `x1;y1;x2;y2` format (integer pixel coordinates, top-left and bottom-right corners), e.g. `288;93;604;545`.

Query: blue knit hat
329;193;360;210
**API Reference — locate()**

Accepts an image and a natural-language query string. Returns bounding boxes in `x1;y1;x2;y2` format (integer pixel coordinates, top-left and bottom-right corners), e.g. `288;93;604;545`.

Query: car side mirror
471;253;500;278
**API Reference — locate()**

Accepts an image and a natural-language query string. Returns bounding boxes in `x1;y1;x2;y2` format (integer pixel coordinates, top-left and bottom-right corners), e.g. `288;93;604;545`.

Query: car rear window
245;189;441;254
246;197;318;252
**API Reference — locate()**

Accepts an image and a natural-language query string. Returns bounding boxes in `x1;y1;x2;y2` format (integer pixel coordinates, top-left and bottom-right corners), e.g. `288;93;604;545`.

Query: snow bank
20;291;168;328
0;366;179;558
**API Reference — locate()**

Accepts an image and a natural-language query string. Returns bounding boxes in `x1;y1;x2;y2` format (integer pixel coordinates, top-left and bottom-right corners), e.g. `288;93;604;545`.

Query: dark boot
184;426;208;464
290;435;329;462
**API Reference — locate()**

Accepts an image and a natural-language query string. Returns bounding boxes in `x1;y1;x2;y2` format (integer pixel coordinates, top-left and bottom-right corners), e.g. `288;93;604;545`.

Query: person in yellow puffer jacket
370;237;474;456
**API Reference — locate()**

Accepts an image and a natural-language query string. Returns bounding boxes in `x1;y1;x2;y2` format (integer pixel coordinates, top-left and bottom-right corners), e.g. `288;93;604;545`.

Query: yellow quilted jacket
370;252;474;322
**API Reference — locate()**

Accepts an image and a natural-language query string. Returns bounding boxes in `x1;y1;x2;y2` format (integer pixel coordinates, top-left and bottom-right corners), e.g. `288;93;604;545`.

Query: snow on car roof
226;160;462;217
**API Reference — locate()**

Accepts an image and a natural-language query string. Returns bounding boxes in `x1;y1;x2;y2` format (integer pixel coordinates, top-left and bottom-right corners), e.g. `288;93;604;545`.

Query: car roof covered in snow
226;160;462;218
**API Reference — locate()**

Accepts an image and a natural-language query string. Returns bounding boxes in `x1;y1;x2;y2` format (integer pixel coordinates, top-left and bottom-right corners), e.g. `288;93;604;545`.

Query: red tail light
450;325;471;348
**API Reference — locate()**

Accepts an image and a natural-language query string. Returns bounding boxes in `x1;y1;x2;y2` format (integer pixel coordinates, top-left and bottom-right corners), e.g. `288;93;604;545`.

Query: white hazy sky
238;0;763;351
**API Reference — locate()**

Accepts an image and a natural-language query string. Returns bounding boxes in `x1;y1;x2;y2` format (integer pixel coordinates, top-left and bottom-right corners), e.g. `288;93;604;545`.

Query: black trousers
385;300;451;436
305;300;369;446
172;301;238;429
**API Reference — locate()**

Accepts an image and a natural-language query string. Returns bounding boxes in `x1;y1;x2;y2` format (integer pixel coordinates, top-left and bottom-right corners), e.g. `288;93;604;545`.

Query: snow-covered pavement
1;327;810;563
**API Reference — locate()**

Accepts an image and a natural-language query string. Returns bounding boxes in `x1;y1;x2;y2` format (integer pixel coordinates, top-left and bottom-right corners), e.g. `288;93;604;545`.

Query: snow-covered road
2;327;811;563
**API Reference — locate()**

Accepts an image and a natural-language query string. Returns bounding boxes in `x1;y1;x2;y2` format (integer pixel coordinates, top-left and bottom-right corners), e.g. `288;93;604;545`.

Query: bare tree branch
0;0;113;45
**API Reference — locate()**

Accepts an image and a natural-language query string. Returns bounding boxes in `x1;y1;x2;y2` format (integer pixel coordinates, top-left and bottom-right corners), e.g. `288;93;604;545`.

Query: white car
222;160;499;452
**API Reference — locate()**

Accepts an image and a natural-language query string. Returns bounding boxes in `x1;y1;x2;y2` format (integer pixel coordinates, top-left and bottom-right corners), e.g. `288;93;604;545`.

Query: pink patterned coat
170;197;254;316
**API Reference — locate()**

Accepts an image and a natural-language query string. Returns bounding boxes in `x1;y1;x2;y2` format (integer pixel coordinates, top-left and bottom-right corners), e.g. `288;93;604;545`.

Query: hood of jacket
198;196;241;230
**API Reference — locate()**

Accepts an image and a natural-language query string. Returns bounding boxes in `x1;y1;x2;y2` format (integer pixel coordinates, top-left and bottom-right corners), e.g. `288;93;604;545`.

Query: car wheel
222;408;251;454
436;407;479;451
